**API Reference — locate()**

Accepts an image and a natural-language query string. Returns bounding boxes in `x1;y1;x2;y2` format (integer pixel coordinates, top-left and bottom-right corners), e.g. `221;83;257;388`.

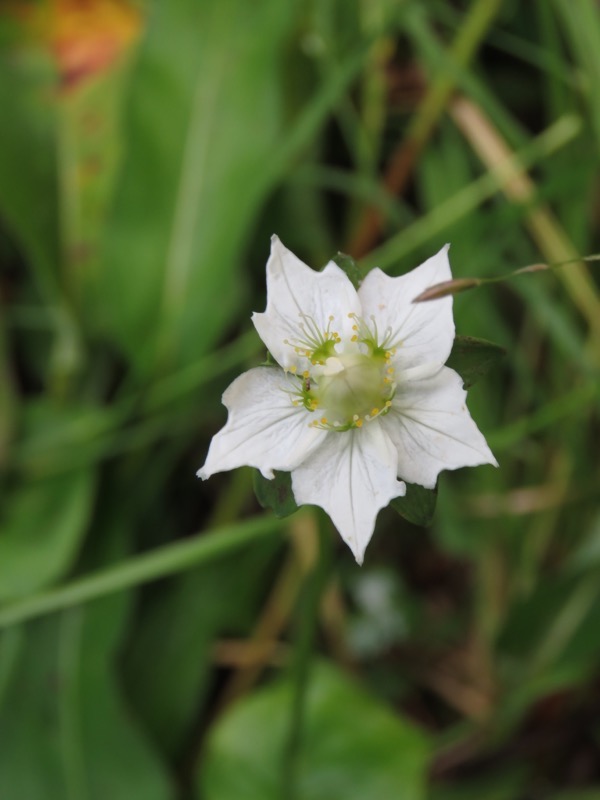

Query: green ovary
313;353;391;426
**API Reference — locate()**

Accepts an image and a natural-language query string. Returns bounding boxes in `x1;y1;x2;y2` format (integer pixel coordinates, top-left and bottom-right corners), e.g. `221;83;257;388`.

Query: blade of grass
349;0;504;256
450;96;600;350
361;113;582;272
0;516;282;629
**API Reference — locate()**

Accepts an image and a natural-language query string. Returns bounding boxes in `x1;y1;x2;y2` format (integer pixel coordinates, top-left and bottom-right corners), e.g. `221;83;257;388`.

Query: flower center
286;311;399;431
316;353;384;421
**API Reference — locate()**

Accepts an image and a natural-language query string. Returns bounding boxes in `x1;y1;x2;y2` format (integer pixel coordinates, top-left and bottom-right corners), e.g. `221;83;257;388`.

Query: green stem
0;515;281;629
281;512;333;800
405;0;504;143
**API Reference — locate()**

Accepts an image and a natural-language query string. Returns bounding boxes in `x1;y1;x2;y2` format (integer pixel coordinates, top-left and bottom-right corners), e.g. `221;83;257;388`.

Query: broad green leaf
122;538;283;758
446;335;506;389
0;318;17;469
0;15;60;291
253;469;299;519
200;661;431;800
0;627;23;709
95;0;300;374
0;468;95;603
391;482;437;527
57;22;141;308
0;609;170;800
0;507;170;800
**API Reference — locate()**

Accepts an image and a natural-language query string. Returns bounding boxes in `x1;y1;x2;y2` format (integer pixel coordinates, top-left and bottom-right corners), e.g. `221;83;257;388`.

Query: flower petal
252;235;361;372
382;366;498;488
358;245;455;370
291;422;406;565
197;367;326;480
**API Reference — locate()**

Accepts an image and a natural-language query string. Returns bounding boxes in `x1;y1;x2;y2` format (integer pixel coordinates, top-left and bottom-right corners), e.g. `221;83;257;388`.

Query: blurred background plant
1;0;600;798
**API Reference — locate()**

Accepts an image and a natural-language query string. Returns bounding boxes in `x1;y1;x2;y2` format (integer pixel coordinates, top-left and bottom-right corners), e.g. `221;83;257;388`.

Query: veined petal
252;235;361;372
382;366;498;489
358;245;454;370
291;421;406;565
197;367;326;480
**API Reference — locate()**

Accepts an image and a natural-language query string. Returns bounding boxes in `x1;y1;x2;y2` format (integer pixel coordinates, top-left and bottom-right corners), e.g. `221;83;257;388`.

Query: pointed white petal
198;367;326;480
252;236;361;372
382;366;498;488
358;245;455;370
291;422;406;565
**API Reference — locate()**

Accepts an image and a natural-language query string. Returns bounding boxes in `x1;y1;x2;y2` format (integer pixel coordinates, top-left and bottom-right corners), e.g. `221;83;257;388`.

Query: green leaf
95;0;300;374
0;29;60;291
391;482;437;527
200;661;431;800
332;251;363;289
0;610;170;800
122;538;283;758
446;335;506;389
0;509;171;800
253;469;299;519
0;318;17;469
0;468;95;603
59;41;139;308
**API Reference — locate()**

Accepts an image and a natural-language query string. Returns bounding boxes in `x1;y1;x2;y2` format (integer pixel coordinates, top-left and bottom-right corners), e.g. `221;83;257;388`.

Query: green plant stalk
0;516;282;629
350;0;503;256
281;512;333;800
362;113;582;272
531;575;600;674
14;329;261;473
405;0;504;144
488;381;600;451
264;43;371;191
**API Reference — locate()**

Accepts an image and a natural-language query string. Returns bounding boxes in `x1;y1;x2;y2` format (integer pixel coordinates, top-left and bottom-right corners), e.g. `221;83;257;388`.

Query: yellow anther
289;365;297;373
352;324;358;331
329;315;334;321
371;408;379;416
355;419;363;428
351;335;358;342
302;370;310;378
387;367;394;374
385;400;392;407
320;417;328;425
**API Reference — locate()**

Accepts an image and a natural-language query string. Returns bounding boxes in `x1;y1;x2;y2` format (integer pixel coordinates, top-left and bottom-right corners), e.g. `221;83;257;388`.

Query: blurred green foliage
1;0;600;797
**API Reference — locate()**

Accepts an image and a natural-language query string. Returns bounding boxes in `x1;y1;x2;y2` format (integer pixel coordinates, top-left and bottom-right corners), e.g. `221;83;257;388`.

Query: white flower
198;236;497;564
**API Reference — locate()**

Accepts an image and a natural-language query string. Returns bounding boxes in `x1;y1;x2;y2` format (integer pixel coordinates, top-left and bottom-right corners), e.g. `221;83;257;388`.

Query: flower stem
281;511;333;800
0;515;281;629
